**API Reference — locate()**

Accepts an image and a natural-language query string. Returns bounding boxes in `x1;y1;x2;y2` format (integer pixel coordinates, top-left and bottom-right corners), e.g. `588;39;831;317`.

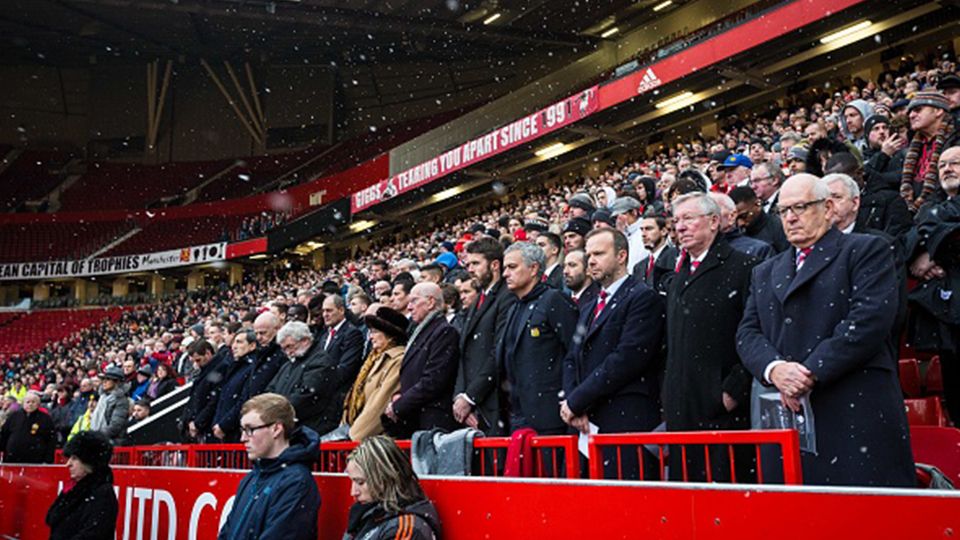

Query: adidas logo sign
637;68;662;94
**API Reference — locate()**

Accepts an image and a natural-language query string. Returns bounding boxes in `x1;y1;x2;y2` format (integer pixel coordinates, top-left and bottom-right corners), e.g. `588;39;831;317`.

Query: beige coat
346;345;405;441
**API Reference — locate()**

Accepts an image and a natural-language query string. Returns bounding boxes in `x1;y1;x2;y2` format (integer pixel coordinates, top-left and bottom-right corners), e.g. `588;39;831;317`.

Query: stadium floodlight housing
601;27;619;38
653;1;673;12
483;13;501;25
820;20;872;44
535;143;569;159
654;91;696;110
349;220;377;233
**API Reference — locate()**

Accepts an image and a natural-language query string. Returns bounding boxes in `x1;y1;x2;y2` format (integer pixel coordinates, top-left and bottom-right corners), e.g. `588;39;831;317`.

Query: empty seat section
898;359;922;398
904;397;949;427
59;161;225;211
0;221;128;262
0;150;74;211
104;214;248;255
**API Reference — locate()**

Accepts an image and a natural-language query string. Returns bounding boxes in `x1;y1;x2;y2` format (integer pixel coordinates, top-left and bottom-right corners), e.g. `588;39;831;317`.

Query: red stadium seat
898;359;922;398
925;356;943;394
904;397;948;427
910;426;960;487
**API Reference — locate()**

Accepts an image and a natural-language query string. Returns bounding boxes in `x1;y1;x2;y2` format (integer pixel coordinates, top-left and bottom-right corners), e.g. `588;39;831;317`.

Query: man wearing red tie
663;192;759;482
452;238;516;434
631;214;677;291
561;228;665;479
737;173;915;487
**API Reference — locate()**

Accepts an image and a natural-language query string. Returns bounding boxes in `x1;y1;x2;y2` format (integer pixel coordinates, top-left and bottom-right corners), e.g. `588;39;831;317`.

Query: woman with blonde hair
343;436;441;540
341;306;408;441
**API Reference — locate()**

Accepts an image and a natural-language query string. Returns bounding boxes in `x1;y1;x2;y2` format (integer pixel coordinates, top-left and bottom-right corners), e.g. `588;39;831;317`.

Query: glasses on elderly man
777;199;825;218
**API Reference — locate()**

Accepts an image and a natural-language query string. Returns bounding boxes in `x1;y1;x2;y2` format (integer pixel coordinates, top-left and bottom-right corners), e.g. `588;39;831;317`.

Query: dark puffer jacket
217;426;321;540
343;499;442;540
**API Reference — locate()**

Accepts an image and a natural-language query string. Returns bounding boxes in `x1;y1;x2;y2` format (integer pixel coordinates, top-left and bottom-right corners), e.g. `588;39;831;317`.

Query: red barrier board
3;464;958;540
350;86;599;213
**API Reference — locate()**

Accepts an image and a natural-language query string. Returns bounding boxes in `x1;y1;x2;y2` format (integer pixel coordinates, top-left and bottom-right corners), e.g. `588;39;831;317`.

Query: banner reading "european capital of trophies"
0;242;227;281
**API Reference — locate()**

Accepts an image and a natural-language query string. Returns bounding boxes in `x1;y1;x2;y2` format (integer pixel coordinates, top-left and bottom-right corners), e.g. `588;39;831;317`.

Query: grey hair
325;294;345;309
708;192;736;213
757;161;784;186
811;177;831;200
673;192;722;217
823;173;860;199
504;241;546;276
276;321;313;344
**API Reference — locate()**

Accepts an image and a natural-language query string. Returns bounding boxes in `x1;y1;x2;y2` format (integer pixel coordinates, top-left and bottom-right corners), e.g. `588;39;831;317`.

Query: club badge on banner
351;85;600;213
0;242;227;281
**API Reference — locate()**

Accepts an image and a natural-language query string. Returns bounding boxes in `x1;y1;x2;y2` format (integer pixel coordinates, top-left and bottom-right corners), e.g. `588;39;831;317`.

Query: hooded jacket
839;99;875;153
217;426;321;540
343;499;442;540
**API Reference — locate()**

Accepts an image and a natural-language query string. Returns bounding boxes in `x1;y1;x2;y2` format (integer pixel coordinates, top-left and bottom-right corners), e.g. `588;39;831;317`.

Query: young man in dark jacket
218;393;321;540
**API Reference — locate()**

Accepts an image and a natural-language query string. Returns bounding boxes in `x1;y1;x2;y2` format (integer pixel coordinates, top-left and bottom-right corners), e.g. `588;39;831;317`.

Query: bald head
779;173;833;249
939;146;960;197
253;312;281;347
408;282;443;324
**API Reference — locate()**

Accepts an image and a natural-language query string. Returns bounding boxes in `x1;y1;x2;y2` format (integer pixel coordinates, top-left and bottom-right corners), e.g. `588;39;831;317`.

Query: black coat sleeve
334;325;366;389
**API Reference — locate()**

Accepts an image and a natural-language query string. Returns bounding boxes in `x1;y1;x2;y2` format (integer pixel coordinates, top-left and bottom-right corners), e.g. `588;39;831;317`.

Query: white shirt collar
651;242;667;260
602;274;630;299
840;222;855;235
690;247;710;264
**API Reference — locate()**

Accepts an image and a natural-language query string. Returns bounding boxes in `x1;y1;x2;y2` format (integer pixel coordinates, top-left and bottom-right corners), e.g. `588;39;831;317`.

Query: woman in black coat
46;430;118;540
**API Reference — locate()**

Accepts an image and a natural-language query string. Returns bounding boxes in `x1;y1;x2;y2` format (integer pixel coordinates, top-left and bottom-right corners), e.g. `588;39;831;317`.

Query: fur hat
63;430;113;471
364;307;409;345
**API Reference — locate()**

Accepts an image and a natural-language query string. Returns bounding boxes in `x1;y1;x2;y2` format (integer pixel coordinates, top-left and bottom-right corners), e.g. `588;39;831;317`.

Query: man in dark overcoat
663;192;758;482
737;173;915;487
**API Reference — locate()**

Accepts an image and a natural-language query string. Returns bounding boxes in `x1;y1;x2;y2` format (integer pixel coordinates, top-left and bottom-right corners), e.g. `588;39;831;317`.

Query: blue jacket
218;427;321;540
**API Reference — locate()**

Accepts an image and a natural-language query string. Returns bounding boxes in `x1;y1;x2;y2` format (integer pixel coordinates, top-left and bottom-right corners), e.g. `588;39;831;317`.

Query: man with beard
452;238;516;434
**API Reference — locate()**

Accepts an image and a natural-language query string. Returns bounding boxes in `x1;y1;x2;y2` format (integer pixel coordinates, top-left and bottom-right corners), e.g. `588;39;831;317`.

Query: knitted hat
562;217;592;237
863;115;890;138
567;193;596;213
907;91;951;112
63;430;113;471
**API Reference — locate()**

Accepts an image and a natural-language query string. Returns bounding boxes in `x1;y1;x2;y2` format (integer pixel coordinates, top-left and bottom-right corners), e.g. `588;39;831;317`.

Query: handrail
587;429;803;484
48;431;801;484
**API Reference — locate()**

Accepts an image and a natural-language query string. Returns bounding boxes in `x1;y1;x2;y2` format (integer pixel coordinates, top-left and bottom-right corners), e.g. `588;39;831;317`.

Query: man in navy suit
562;228;665;480
737;173;915;487
320;295;365;395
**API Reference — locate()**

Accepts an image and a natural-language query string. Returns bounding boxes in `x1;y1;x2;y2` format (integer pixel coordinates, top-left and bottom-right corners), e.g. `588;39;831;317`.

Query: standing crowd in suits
7;76;960;492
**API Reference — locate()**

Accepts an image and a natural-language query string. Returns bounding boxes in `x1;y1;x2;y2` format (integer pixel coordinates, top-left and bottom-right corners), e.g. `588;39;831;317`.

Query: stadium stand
0;150;77;212
0;220;129;263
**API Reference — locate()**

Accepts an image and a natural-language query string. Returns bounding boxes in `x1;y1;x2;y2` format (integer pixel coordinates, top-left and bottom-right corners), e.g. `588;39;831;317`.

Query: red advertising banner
3;464;960;540
351;86;600;212
598;0;866;108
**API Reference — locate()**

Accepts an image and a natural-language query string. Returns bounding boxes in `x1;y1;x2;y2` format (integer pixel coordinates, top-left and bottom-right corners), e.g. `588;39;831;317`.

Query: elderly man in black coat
737;173;915;487
663;193;759;482
562;228;665;480
0;391;56;463
453;238;516;435
385;282;460;437
499;242;579;435
267;321;341;435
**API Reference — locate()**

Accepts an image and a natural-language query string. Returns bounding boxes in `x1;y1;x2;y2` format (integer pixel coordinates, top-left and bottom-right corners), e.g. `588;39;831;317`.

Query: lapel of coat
462;280;501;345
509;293;538;356
401;316;437;375
586;276;635;340
784;228;842;301
679;240;727;293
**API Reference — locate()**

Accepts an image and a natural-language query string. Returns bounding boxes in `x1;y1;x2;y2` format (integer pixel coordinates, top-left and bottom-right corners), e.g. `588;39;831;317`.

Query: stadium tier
1;0;960;537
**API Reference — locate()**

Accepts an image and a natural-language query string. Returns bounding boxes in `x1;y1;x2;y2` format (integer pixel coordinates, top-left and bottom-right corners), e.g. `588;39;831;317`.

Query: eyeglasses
240;422;275;437
777;199;825;218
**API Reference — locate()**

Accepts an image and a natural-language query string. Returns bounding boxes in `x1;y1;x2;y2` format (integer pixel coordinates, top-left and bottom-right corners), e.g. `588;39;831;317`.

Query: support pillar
33;283;50;302
112;277;130;298
311;250;326;270
228;263;244;287
187;271;205;291
149;275;164;297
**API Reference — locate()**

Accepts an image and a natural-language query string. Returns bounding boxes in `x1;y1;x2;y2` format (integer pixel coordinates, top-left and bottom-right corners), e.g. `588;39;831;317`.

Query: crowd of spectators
2;49;959;488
